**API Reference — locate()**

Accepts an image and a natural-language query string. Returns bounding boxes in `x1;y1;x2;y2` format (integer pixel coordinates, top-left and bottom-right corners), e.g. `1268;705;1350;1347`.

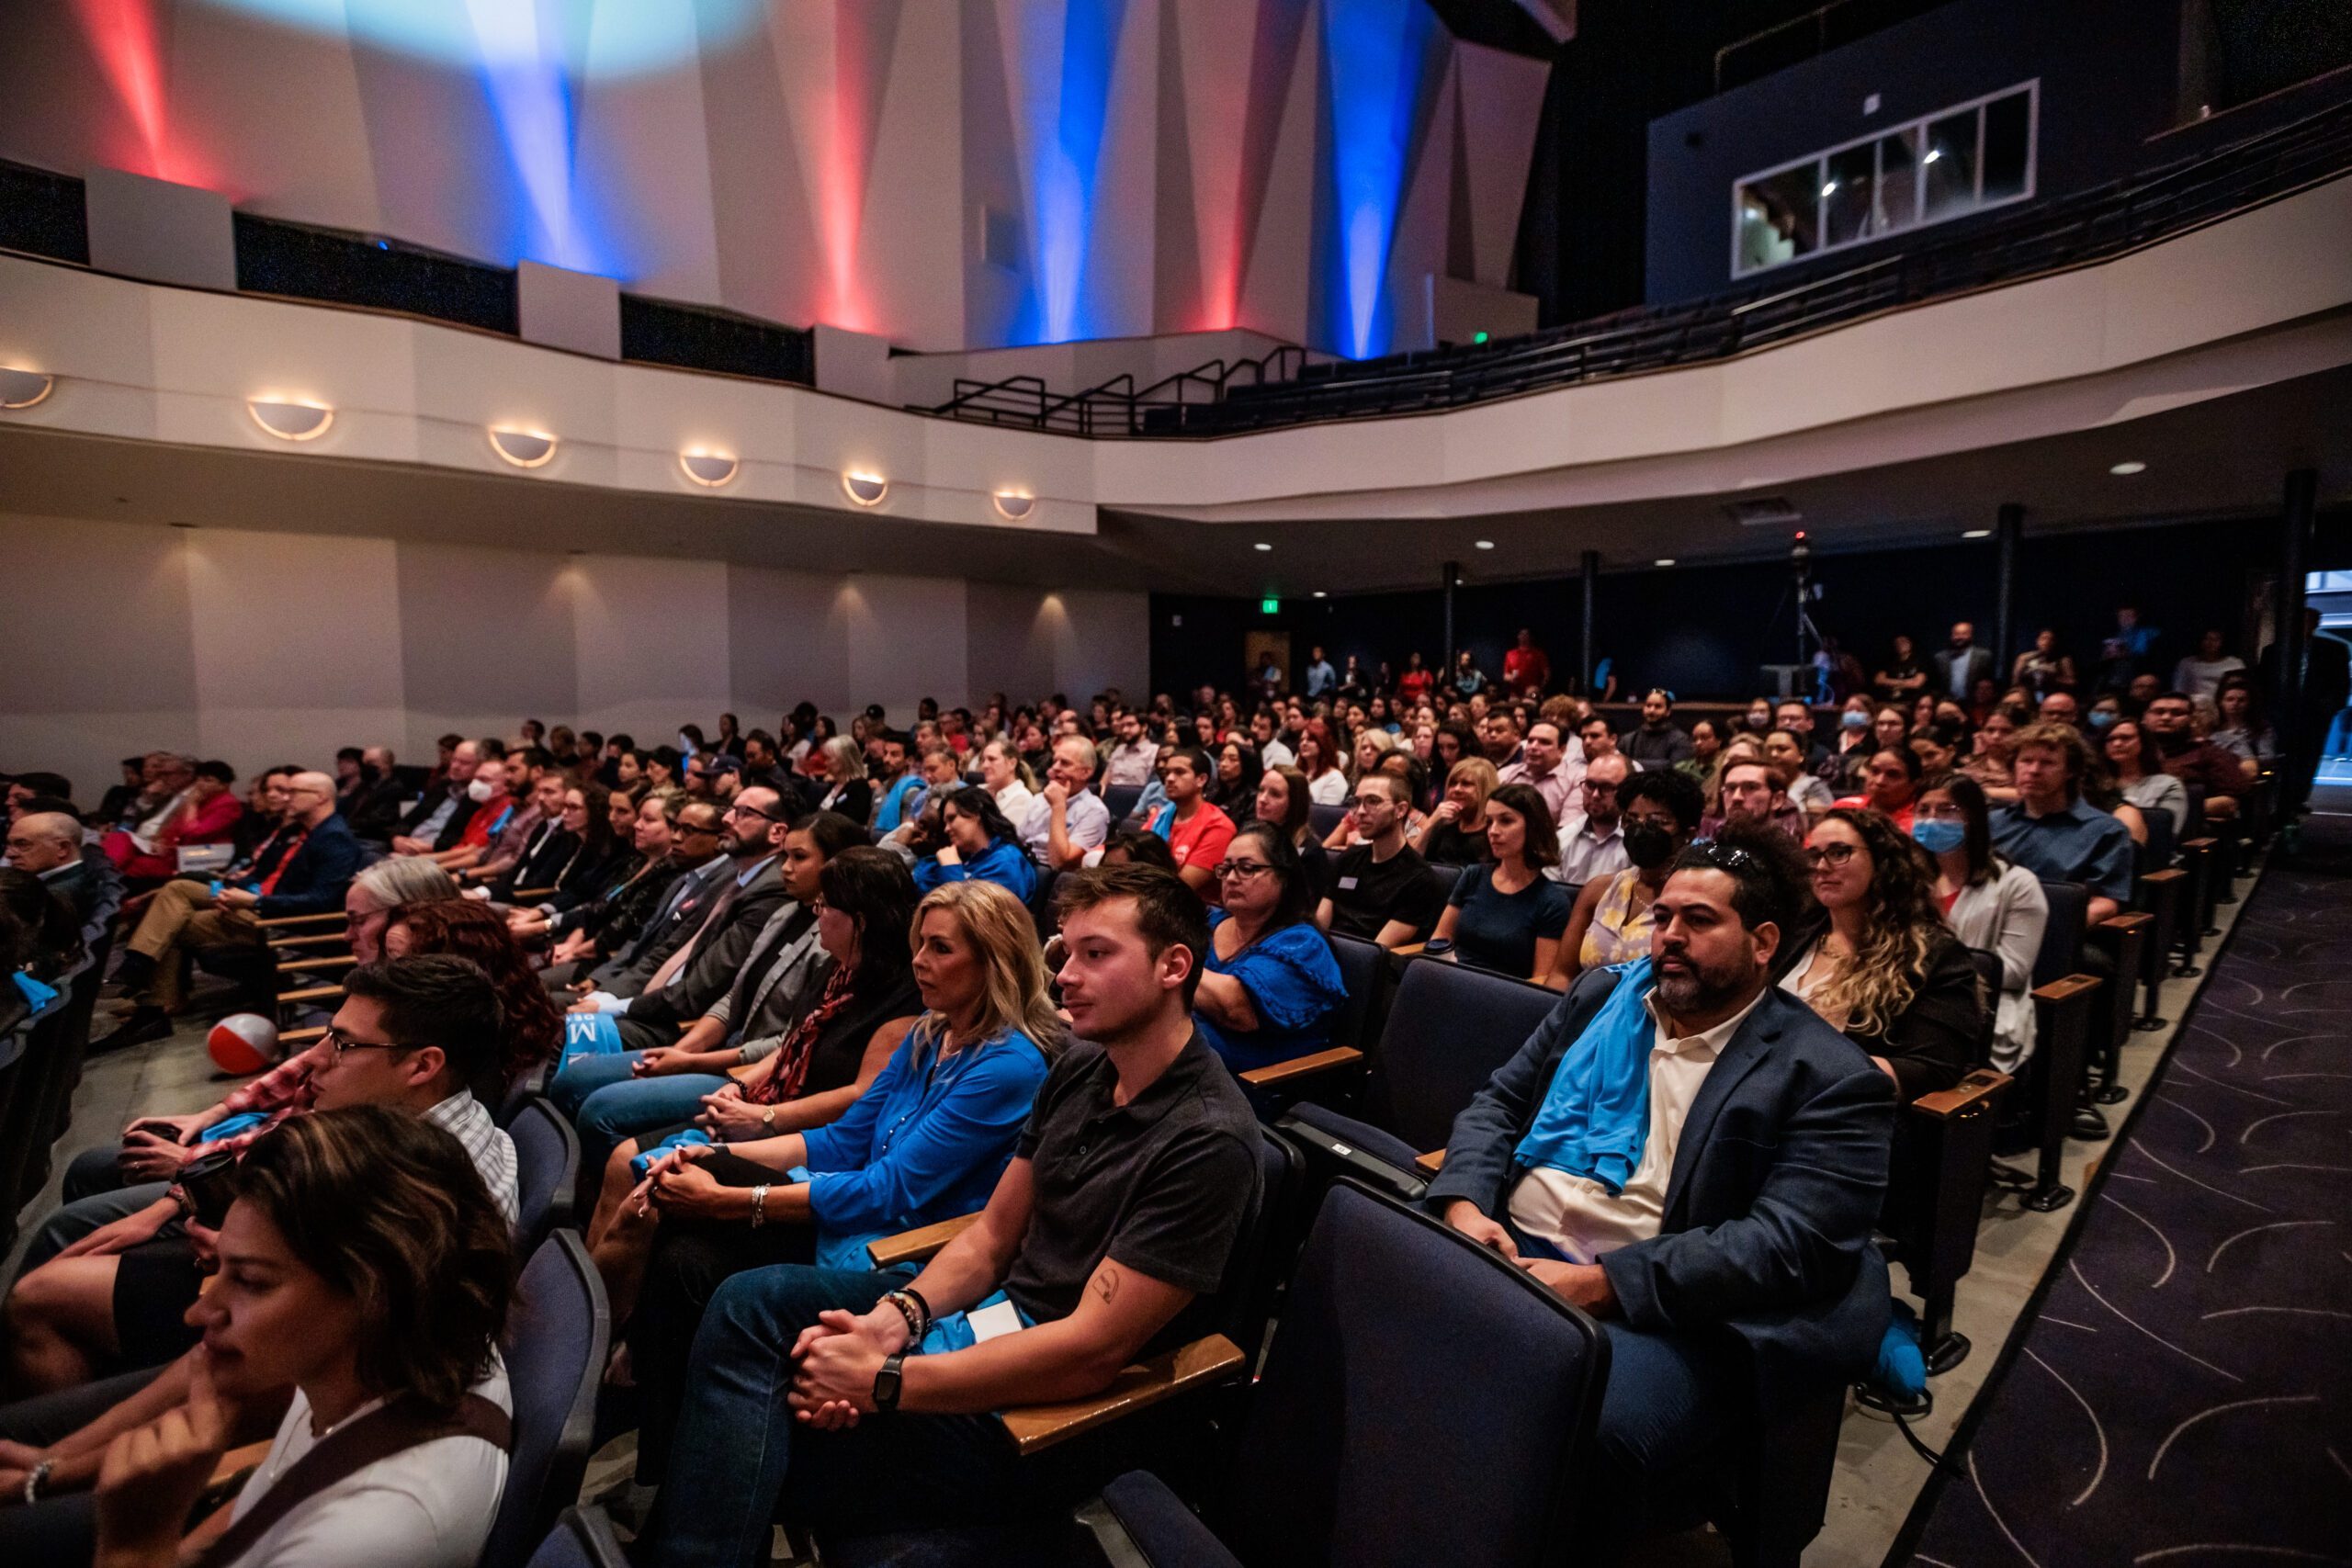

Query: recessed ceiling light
0;367;56;409
1253;542;1272;552
1654;558;1677;567
2109;460;2147;476
1962;528;1992;538
842;471;888;506
488;426;557;468
1474;540;1495;550
679;449;739;488
1312;591;1328;599
247;397;334;441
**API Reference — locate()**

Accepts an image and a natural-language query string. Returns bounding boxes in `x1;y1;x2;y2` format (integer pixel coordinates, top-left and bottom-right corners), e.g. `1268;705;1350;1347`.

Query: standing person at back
1315;773;1445;949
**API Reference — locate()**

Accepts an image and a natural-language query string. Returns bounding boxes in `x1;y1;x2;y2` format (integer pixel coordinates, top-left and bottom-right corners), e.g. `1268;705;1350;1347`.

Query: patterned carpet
1896;821;2352;1568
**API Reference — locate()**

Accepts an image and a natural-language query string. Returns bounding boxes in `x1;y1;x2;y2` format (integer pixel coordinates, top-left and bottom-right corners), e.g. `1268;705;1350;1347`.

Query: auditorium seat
1997;880;2099;1212
1307;802;1350;840
507;1097;581;1260
523;1506;629;1568
481;1232;609;1568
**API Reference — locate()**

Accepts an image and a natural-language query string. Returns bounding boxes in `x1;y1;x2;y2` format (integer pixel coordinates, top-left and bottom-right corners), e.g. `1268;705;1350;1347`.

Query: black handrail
918;341;1309;436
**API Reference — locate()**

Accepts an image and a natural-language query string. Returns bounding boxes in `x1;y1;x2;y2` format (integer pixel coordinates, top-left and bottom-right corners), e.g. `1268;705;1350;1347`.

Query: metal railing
918;344;1309;435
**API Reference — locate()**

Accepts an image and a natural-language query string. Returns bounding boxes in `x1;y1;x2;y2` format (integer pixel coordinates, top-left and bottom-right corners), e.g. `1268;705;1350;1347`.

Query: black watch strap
872;1353;906;1414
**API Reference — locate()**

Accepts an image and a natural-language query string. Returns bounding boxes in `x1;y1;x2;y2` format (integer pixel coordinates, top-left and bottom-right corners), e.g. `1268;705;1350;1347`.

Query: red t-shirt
1502;648;1550;695
1833;795;1917;831
1396;670;1435;703
1161;800;1237;882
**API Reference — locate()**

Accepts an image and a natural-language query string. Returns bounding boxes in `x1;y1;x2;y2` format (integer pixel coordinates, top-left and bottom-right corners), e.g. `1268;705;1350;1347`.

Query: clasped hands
786;1305;912;1431
1442;1201;1618;1314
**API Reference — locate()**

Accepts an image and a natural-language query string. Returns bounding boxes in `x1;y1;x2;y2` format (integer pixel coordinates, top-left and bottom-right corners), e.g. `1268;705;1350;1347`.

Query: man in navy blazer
1425;825;1893;1555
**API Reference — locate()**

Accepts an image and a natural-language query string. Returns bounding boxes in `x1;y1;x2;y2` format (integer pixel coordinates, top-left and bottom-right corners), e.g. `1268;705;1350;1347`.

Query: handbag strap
189;1393;510;1568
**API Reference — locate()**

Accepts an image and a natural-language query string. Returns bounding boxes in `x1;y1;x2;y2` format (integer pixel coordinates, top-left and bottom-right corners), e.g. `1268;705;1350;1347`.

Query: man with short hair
1932;621;1994;703
1102;711;1160;789
1479;710;1522;769
898;745;966;832
1499;720;1583;824
1023;737;1113;871
1579;714;1628;769
1992;723;2135;926
638;865;1262;1563
1429;829;1892;1556
391;738;481;854
1706;758;1806;840
6;811;97;926
1317;773;1445;947
569;799;731;999
2142;692;2245;814
1773;700;1828;770
871;736;923;834
2039;690;2082;728
741;729;789;795
465;766;565;886
1250;710;1294;770
98;773;360;1049
1303;645;1338;699
1553;753;1634;886
1619;690;1692;766
340;745;405;842
1144;749;1236;899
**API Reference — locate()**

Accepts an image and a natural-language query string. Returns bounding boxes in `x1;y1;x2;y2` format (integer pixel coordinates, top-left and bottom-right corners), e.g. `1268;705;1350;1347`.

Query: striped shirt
426;1090;519;1232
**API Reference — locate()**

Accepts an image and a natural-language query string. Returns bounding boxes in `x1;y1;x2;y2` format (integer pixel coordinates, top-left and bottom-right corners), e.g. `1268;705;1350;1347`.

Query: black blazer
620;858;793;1032
1425;972;1894;1383
254;814;364;919
1772;915;1981;1104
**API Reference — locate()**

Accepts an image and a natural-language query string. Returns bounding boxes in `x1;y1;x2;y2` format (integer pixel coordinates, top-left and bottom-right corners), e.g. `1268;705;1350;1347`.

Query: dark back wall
1152;516;2308;703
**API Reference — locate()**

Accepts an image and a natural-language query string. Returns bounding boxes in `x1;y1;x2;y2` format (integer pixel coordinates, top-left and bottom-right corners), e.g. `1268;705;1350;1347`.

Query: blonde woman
1410;756;1499;863
814;734;874;825
1350;726;1398;783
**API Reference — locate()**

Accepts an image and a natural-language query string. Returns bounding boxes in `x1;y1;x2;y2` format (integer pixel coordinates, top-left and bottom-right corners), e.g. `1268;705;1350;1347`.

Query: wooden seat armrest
208;1438;273;1488
266;931;348;949
1000;1335;1246;1456
254;911;343;930
508;886;558;900
1415;1148;1447;1176
2032;974;2101;1005
1388;942;1427;958
1238;1047;1364;1089
2092;912;2153;934
2140;867;2188;886
2178;837;2219;852
277;984;345;1005
865;1212;982;1269
1910;1068;2012;1120
278;1026;326;1047
277;953;354;974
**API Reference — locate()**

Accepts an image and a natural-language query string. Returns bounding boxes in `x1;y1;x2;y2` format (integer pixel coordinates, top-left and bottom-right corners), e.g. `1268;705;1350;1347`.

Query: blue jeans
548;1050;729;1182
1588;1321;1743;1557
640;1264;1026;1568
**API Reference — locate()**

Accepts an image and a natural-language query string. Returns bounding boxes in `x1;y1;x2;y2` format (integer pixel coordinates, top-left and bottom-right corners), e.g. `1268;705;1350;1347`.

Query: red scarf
745;966;856;1106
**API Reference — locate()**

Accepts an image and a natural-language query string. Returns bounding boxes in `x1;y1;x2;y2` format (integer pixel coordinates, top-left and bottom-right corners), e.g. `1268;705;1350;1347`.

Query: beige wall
0;513;1147;797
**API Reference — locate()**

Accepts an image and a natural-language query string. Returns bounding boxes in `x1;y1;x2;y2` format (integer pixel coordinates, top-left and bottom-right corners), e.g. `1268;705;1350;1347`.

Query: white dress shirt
1509;988;1764;1262
1551;812;1630;886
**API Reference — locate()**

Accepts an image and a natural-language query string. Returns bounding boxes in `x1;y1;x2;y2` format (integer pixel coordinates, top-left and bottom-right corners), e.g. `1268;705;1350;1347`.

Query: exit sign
1260;598;1280;615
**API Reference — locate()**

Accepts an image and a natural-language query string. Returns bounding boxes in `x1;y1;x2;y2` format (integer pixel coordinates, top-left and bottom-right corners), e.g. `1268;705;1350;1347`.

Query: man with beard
1425;824;1893;1557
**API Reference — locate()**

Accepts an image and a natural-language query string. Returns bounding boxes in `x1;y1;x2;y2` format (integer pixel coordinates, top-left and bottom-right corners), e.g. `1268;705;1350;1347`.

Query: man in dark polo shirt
639;864;1262;1568
1316;772;1445;948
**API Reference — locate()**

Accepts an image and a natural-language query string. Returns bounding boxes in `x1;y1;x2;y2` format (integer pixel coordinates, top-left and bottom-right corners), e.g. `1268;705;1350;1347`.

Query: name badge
1337;875;1360;891
967;1298;1024;1344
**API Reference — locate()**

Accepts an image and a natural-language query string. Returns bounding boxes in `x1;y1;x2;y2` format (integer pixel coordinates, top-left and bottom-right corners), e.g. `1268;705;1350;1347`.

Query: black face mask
1623;822;1676;870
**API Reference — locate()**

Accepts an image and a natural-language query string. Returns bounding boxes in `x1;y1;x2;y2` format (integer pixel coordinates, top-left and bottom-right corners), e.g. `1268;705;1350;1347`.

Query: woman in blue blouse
623;878;1061;1480
1193;821;1346;1077
910;786;1037;907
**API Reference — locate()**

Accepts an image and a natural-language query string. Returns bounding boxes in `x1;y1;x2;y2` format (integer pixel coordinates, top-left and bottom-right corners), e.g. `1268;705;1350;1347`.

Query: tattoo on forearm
1092;1266;1121;1304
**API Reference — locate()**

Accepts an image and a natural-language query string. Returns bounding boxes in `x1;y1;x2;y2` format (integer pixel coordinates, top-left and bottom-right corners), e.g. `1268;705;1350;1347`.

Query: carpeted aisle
1896;823;2352;1567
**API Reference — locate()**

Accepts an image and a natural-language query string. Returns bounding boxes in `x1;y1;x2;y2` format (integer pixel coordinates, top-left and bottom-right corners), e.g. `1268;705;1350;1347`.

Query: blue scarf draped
1511;957;1657;1196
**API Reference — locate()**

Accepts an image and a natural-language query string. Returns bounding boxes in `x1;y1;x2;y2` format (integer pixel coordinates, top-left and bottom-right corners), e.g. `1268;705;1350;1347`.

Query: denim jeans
548;1050;730;1182
639;1264;1025;1568
1586;1320;1744;1559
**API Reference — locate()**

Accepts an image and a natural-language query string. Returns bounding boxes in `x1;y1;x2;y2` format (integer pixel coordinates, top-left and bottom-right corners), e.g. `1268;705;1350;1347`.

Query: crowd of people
0;600;2323;1567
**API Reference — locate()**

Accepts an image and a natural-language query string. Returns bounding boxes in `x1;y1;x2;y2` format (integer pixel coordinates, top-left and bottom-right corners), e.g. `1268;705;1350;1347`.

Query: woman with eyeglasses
910;786;1037;905
1428;783;1569;986
1778;808;1979;1103
1917;775;2048;1073
2102;716;2188;838
1191;823;1345;1077
1549;768;1703;986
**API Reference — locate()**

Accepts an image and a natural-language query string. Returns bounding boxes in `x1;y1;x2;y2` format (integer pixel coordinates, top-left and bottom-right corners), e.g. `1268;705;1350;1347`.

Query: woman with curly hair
1775;807;1982;1104
385;899;564;1093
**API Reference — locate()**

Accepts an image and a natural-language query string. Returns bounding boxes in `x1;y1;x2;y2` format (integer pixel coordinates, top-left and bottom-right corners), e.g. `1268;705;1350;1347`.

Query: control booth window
1733;81;2039;278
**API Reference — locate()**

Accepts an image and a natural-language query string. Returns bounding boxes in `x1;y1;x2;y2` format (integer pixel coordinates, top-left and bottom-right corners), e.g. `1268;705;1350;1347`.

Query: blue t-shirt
800;1023;1052;1272
1192;912;1346;1075
911;836;1038;906
872;773;925;833
1446;864;1572;980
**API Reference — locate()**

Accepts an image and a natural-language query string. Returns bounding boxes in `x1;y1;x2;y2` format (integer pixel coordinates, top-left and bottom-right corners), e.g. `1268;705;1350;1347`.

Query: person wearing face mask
2085;696;2123;734
1917;777;2047;1073
391;739;481;856
1821;699;1876;789
1550;771;1702;985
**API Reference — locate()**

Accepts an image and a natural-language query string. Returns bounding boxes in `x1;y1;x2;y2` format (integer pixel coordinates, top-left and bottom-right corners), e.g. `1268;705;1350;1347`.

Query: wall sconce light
0;367;55;410
991;490;1035;521
247;397;334;441
680;449;739;488
490;427;559;468
842;470;888;506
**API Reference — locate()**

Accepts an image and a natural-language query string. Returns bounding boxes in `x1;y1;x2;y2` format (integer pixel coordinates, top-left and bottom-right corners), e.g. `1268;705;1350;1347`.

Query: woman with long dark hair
1205;739;1262;817
1917;774;2048;1073
384;900;565;1091
1192;821;1344;1076
910;786;1036;904
1430;783;1569;984
1254;763;1329;902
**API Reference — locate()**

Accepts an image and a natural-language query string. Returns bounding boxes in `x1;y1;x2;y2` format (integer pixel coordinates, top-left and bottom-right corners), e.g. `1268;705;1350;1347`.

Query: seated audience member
488;778;619;906
1317;773;1446;949
381;901;564;1093
1675;719;1724;783
1428;827;1891;1558
1919;776;2048;1073
869;737;923;834
1780;810;1979;1104
1907;722;1966;780
1577;713;1631;773
812;737;875;826
1498;718;1583;826
2141;690;2246;814
1774;700;1830;768
1432;783;1569;984
552;815;863;1178
888;747;962;840
1296;722;1349;806
0;869;83;1029
2102;717;2188;838
1477;710;1522;771
1992;723;2136;926
1550;769;1702;987
1253;763;1330;903
635;864;1261;1565
2171;629;2245;702
62;1107;513;1568
978;739;1038;828
1764;730;1837;819
528;793;702;978
342;745;407;842
911;787;1038;905
96;758;145;828
1193;823;1345;1076
2038;690;2083;728
570;790;791;1042
1552;753;1634;886
560;798;733;1001
1411;757;1499;865
2209;675;2276;773
1962;706;2022;798
390;739;481;855
5;811;99;925
1139;749;1235;898
645;746;683;791
1022;737;1112;873
107;755;198;855
1619;690;1693;767
101;761;241;883
432;756;538;878
4;956;517;1397
616;881;1059;1480
1834;746;1923;831
1096;829;1179;873
1822;697;1875;784
1207;739;1264;818
1102;710;1160;791
462;768;565;889
1250;709;1295;769
97;773;359;1051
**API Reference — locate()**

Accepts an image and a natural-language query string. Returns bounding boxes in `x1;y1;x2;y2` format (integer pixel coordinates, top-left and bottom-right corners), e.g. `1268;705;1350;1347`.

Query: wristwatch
749;1184;770;1229
871;1353;906;1414
761;1105;777;1133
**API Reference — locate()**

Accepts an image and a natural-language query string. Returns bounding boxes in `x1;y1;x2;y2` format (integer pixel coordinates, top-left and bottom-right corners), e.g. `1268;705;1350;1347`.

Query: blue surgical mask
1841;711;1870;730
1911;818;1966;854
2087;710;2117;729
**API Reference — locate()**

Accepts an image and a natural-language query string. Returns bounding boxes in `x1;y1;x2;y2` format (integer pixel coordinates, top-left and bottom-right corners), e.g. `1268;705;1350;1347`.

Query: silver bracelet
23;1458;53;1505
750;1184;770;1229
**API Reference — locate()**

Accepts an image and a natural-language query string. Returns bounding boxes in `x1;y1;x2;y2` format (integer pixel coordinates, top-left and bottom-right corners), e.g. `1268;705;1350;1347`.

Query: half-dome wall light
0;367;56;409
490;427;559;468
842;471;888;506
992;491;1035;521
680;450;739;487
247;398;334;440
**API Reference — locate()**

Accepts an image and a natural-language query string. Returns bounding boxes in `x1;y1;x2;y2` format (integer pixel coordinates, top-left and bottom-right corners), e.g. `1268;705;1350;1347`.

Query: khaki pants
128;878;261;1010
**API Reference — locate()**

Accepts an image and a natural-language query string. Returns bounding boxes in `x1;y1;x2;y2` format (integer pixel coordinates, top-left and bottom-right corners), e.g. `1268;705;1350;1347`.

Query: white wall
0;513;1148;796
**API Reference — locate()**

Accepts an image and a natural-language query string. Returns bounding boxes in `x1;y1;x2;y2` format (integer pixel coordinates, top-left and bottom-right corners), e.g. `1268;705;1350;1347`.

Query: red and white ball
206;1013;281;1076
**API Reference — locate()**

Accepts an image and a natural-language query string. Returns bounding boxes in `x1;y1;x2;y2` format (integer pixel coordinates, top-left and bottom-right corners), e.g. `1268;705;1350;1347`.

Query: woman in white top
92;1107;513;1568
1296;727;1350;806
1918;775;2048;1073
977;738;1037;828
2102;717;2188;837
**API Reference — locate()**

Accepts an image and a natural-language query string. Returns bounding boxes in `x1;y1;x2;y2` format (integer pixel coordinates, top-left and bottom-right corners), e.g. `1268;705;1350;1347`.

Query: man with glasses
1316;773;1445;948
1430;826;1893;1558
1143;748;1235;900
97;771;360;1052
566;800;729;1000
1551;752;1633;886
1706;757;1806;840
